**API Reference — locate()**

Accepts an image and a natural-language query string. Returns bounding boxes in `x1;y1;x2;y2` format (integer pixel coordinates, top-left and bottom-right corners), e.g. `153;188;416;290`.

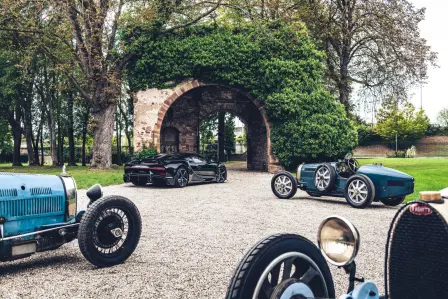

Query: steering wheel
346;157;360;173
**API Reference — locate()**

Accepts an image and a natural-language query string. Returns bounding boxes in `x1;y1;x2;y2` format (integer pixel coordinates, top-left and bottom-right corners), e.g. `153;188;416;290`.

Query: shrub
133;145;157;160
266;88;357;167
387;150;406;158
406;145;417;158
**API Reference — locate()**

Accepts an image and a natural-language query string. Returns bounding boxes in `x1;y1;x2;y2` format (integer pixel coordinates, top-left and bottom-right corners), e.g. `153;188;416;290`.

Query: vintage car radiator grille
0;188;18;197
0;196;64;217
386;201;448;299
30;187;52;196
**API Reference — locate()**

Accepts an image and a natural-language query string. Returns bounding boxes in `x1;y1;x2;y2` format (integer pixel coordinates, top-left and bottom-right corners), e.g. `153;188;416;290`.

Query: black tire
78;195;142;267
225;234;335;299
174;166;189;188
306;191;322;197
380;196;406;206
344;174;375;208
216;164;227;183
271;171;298;199
314;164;336;192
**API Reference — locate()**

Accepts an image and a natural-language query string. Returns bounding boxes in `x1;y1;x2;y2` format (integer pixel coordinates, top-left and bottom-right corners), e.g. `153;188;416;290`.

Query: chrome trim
60;176;77;221
297;163;304;181
317;215;360;267
0;223;79;242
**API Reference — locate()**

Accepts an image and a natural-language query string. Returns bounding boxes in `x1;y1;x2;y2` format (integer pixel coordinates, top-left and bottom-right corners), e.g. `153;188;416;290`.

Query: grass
359;158;448;201
0;163;124;189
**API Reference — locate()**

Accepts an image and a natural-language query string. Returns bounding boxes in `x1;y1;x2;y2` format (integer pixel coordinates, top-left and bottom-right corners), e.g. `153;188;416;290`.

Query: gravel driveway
0;163;399;298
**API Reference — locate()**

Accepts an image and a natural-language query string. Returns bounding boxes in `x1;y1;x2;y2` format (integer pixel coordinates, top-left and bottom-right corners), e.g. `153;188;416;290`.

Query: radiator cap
419;191;441;201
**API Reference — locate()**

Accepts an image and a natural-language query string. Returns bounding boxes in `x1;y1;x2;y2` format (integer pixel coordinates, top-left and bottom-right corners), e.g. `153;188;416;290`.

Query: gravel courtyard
0;163;399;298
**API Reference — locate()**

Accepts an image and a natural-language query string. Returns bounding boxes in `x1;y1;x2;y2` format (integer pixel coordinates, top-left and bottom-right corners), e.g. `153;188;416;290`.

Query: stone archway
133;80;281;172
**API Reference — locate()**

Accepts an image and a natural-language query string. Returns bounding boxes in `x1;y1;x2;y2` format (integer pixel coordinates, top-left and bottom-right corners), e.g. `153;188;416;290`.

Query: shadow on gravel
294;196;398;210
0;254;83;276
123;181;222;189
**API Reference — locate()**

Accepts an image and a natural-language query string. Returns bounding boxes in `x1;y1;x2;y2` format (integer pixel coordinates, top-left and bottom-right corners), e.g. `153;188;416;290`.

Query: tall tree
374;97;429;145
437;107;448;128
220;0;437;113
1;0;221;168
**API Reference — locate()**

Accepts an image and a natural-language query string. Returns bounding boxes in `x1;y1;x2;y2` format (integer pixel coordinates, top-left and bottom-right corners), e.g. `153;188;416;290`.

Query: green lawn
359;158;448;201
0;164;124;189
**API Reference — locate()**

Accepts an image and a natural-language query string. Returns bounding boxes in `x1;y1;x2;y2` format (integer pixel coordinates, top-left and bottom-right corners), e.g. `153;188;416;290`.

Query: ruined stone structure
133;80;281;172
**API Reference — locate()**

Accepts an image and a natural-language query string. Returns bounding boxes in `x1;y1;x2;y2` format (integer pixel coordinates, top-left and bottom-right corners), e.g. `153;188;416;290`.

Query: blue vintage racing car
0;168;142;267
271;156;414;208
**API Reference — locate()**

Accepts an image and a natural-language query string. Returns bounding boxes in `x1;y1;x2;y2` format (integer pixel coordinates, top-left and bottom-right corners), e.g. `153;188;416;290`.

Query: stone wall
133;80;282;172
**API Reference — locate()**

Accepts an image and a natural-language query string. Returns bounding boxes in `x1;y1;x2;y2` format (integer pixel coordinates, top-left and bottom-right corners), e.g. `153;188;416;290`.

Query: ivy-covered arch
126;22;357;167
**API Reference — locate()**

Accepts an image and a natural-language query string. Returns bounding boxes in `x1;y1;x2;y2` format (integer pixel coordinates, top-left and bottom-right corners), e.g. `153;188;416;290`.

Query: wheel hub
271;279;314;299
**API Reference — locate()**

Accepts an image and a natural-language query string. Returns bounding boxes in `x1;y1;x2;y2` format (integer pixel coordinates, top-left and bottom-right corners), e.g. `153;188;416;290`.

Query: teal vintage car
0;169;141;267
271;156;414;208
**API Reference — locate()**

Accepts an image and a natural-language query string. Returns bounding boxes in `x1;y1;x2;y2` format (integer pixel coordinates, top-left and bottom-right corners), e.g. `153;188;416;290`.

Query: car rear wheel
174;167;189;188
216;164;227;183
380;196;406;206
225;234;335;299
344;174;375;208
271;172;297;199
314;164;336;192
78;196;142;267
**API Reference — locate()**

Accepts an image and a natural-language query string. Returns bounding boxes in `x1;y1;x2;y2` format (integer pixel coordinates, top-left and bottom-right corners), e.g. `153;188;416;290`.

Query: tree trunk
81;112;88;166
115;109;122;166
67;92;77;166
24;123;35;165
33;125;41;166
48;110;57;167
57;102;63;166
8;100;22;166
40;130;44;166
90;103;116;169
23;88;38;166
218;112;225;162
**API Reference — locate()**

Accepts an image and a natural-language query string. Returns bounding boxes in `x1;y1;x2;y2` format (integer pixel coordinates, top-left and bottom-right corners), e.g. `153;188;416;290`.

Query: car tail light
385;196;448;299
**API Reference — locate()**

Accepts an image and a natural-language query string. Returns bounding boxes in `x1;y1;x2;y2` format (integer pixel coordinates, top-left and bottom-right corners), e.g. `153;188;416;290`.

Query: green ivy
125;22;357;167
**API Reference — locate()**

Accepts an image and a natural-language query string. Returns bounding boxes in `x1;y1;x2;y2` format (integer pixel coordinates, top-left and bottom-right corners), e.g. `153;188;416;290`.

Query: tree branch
163;0;222;33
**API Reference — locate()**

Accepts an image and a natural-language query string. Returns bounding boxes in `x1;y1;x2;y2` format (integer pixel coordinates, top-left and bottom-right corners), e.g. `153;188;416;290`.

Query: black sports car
123;153;227;188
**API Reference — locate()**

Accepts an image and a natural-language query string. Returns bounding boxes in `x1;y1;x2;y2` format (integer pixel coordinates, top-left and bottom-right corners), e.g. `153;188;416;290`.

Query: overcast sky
409;0;447;122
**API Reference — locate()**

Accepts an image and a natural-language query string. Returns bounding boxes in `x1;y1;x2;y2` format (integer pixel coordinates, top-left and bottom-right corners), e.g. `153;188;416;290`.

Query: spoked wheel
314;164;336;192
271;172;297;199
344;174;375;208
226;234;335;299
78;196;142;267
216;164;227;183
174;167;189;188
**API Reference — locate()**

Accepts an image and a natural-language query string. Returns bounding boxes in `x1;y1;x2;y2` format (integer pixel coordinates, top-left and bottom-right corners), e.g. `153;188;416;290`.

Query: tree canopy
374;98;430;145
217;0;437;112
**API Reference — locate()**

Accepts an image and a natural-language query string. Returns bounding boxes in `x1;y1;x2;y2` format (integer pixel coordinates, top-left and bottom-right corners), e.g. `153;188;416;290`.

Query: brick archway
133;80;281;172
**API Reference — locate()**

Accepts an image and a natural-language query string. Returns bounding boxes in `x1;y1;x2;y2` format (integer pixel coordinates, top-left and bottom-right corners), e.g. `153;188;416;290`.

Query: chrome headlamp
61;176;77;221
317;216;360;267
296;163;304;181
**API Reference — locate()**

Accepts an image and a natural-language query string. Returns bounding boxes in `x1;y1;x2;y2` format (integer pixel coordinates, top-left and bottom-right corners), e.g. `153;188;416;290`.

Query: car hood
357;164;413;180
